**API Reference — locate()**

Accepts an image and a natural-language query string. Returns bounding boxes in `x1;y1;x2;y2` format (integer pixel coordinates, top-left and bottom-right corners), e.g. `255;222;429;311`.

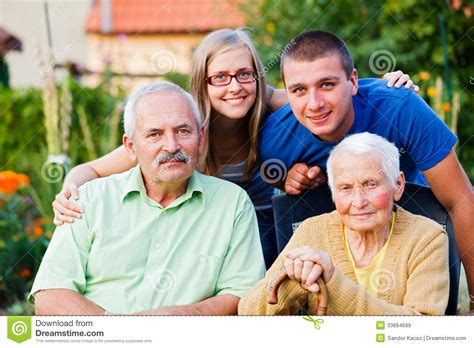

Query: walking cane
267;272;328;316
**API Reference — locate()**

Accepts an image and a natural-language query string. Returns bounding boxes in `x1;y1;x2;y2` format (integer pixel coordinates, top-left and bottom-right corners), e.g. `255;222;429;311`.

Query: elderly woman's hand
284;246;335;293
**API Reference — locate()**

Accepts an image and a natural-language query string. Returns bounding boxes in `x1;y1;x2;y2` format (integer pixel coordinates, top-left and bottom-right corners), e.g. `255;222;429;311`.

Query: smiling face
206;46;257;120
123;91;205;188
332;152;404;234
283;54;358;142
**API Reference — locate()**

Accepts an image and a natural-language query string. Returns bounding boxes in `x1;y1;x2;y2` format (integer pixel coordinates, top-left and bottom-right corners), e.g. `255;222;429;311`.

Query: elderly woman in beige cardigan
239;132;449;315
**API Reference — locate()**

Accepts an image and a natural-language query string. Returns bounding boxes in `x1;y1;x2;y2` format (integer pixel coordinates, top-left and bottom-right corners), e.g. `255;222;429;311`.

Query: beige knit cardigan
239;206;449;315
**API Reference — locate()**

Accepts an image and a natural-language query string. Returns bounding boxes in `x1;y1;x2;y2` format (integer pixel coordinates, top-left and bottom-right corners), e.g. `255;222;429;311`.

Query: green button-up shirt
30;165;265;313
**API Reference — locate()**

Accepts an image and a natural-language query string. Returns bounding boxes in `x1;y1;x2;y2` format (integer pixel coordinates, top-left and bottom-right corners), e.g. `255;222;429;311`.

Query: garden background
0;0;473;314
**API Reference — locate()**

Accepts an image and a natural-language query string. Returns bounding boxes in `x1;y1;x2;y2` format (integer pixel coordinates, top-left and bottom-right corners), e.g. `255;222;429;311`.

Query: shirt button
199;256;206;264
154;242;161;249
138;304;144;311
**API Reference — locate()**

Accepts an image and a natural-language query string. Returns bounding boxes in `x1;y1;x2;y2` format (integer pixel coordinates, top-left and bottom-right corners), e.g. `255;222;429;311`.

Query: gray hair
123;81;202;137
326;132;401;192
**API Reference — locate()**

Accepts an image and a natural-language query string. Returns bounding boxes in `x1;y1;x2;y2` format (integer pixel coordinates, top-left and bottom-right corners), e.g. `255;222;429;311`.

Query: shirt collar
121;164;205;207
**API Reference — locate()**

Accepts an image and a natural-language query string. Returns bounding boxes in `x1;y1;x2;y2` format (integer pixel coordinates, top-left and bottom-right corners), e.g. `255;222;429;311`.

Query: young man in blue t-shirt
259;30;474;313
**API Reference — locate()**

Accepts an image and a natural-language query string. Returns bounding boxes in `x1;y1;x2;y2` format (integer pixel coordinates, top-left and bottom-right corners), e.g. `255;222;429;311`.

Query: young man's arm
35;289;105;315
423;149;474;313
133;295;239;316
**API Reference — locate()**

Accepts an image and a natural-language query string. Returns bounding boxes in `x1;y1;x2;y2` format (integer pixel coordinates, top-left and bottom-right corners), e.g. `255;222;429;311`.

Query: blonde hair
190;28;267;180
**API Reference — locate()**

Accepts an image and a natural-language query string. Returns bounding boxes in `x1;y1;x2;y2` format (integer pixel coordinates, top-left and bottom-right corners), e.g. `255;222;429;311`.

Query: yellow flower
442;103;451;113
419;71;430;81
266;22;276;33
45;230;53;240
427;87;438;97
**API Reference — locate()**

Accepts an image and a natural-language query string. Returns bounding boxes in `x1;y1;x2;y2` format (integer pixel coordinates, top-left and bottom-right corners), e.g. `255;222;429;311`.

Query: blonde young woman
51;28;417;268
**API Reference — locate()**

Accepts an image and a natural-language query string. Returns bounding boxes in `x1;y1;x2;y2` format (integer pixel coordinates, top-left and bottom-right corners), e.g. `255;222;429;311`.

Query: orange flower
0;198;4;207
33;225;43;237
19;268;31;279
419;71;430;81
0;171;19;194
427;87;438;97
0;171;30;194
442;102;451;112
464;6;472;18
17;174;30;188
263;34;273;46
26;218;47;238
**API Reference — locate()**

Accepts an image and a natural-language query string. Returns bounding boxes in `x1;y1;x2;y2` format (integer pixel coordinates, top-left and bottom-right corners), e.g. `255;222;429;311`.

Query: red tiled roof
85;0;247;34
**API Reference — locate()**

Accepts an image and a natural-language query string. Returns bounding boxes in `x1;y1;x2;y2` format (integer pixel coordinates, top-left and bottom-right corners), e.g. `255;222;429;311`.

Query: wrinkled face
331;153;404;234
283;54;358;142
124;92;205;187
206;46;258;119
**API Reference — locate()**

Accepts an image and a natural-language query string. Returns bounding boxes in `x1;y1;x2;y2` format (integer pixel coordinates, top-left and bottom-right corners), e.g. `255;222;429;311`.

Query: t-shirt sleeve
28;195;92;303
215;191;265;298
398;92;457;171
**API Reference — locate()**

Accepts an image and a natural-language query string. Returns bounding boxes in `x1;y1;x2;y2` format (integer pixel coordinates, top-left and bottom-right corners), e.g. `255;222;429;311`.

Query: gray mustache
152;151;191;166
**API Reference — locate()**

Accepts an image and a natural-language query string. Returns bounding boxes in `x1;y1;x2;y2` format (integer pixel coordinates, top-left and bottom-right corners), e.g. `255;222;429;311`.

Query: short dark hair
281;30;354;81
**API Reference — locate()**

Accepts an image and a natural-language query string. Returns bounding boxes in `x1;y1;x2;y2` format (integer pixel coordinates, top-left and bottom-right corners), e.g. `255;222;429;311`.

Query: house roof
85;0;247;34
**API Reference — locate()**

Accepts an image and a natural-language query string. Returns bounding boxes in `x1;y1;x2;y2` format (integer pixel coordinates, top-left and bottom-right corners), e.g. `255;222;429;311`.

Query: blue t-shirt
259;78;457;186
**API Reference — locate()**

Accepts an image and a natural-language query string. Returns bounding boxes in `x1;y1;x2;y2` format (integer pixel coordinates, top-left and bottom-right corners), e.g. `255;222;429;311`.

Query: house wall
0;0;209;89
85;32;205;88
0;0;91;87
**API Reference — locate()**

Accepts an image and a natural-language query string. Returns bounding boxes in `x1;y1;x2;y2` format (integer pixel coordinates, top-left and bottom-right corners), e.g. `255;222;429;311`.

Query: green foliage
0;81;126;217
0;80;126;312
243;0;473;181
0;181;50;310
164;72;191;91
0;87;45;172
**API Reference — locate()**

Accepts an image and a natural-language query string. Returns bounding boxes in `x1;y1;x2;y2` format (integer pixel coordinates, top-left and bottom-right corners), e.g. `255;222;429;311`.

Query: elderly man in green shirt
29;82;265;315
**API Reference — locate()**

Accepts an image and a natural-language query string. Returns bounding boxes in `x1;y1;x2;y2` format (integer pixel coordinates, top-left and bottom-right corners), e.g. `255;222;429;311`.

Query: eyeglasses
205;71;257;86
